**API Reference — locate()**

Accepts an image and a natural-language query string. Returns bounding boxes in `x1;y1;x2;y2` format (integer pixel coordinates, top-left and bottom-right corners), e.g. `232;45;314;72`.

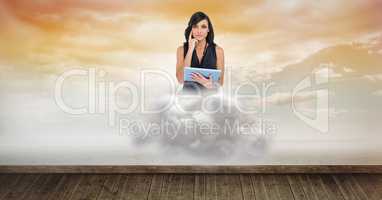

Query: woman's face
191;19;209;41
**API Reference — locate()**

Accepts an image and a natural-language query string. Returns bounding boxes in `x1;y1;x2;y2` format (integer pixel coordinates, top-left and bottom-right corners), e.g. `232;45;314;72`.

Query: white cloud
60;34;115;47
363;74;382;82
263;91;317;106
297;107;348;119
372;90;382;96
316;65;342;78
343;67;355;72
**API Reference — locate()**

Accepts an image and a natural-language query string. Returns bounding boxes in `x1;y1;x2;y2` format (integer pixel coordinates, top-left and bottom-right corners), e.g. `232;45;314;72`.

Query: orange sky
0;0;381;75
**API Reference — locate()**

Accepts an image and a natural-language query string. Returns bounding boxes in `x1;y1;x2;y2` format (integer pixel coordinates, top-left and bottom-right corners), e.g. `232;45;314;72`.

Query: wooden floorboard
352;174;382;200
120;175;152;200
332;174;369;200
307;174;330;200
274;175;295;200
147;175;164;200
194;175;205;200
0;174;381;200
320;175;346;200
97;175;126;200
251;174;269;200
0;174;21;199
239;175;256;200
287;174;309;200
23;174;64;200
48;174;83;200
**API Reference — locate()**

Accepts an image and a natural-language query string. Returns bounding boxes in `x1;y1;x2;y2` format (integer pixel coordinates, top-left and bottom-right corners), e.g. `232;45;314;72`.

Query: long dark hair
184;12;216;50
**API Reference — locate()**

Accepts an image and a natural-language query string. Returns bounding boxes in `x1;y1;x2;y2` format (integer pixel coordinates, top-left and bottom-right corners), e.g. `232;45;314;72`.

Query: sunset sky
0;0;381;76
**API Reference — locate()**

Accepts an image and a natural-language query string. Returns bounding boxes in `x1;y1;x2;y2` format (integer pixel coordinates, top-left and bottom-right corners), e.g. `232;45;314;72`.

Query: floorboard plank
307;174;330;200
287;174;308;200
23;174;63;200
47;175;83;200
374;175;382;198
224;175;243;200
194;175;205;200
298;174;319;200
97;175;126;200
180;175;195;200
69;175;107;200
65;175;91;200
205;174;217;200
2;174;40;200
332;174;368;200
119;175;152;200
160;174;183;200
319;175;346;200
147;175;164;200
214;175;233;200
21;174;48;200
273;175;295;200
0;174;21;200
262;175;281;200
240;175;256;200
157;175;172;200
252;174;269;200
352;174;382;200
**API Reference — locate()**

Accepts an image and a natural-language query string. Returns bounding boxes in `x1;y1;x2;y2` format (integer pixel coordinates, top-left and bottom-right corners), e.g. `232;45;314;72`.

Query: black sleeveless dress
182;42;217;92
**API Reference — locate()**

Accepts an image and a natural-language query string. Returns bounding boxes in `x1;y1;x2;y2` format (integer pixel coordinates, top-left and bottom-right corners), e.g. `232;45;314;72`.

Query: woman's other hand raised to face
188;31;198;51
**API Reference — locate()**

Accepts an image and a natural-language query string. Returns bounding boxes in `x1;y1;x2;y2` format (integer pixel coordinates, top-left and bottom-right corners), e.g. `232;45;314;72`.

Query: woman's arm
177;32;198;84
183;32;197;69
176;43;196;84
216;46;225;85
176;46;185;84
183;45;194;69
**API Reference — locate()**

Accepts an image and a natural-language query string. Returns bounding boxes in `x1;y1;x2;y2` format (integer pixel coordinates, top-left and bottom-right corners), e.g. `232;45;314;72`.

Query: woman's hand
188;32;198;51
191;72;217;89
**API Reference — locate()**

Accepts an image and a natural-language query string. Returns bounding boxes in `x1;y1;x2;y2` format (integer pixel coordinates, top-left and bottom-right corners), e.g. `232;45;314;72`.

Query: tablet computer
184;67;221;82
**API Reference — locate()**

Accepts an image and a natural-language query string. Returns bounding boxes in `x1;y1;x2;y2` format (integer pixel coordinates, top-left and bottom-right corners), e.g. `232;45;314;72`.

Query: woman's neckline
194;42;209;65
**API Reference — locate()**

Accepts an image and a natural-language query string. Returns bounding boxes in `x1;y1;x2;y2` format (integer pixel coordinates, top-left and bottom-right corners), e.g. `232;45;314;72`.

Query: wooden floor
0;174;381;200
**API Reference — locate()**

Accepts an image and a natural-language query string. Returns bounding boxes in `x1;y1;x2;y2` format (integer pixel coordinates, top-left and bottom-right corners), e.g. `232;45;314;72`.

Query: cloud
316;65;343;78
372;90;382;96
296;107;348;120
343;67;355;73
363;74;382;82
252;91;318;106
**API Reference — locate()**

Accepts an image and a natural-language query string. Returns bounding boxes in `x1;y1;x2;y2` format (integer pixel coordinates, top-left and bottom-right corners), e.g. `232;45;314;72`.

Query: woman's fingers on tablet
191;73;202;82
191;73;198;80
192;73;199;79
192;72;200;78
198;73;207;80
191;72;210;86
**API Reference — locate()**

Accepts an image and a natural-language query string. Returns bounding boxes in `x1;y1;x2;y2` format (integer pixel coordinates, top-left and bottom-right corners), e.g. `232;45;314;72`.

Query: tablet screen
184;67;221;82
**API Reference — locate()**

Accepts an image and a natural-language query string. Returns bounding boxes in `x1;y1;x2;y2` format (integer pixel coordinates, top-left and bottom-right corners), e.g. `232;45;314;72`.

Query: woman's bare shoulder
215;45;224;55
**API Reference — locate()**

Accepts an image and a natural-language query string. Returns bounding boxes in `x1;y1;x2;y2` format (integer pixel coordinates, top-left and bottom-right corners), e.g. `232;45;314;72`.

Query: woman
176;11;225;92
